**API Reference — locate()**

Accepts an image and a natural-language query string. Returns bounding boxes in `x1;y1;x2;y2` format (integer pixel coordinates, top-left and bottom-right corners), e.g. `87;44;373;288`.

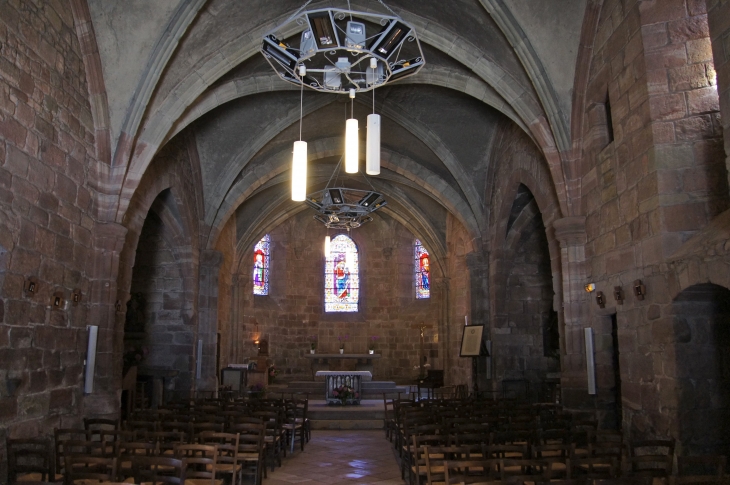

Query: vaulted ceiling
88;0;587;258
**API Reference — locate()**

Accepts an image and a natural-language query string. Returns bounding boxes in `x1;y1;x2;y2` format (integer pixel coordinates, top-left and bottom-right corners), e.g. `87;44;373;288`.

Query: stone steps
283;381;408;430
284;380;410;398
307;399;387;430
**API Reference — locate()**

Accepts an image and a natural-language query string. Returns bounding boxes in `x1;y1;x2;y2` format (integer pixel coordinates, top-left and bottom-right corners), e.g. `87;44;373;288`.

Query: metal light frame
305;157;387;230
261;7;425;94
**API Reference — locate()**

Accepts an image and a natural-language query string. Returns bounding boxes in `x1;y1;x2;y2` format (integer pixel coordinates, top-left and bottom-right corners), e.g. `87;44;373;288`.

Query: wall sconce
115;300;123;312
613;286;624;304
595;291;606;308
633;279;646;300
51;291;64;310
25;277;38;296
72;289;82;306
584;283;595;293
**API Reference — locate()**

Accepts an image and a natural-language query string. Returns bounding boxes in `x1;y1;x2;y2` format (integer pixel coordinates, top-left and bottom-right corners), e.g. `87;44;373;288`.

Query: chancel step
284;380;410;398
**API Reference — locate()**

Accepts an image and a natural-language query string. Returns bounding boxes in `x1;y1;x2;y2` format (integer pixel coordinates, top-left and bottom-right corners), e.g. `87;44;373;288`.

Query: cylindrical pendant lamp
324;235;331;257
345;118;358;173
291;140;307;201
366;113;380;175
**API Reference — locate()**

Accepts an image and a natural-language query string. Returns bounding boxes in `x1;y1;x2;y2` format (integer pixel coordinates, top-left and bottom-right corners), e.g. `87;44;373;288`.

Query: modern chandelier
260;1;424;226
305;156;387;231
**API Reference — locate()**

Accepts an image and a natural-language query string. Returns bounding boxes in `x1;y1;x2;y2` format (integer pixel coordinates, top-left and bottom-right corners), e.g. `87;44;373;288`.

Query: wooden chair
6;437;54;483
500;458;552;483
531;443;574;479
628;439;675;478
671;455;727;484
281;398;308;453
198;432;240;485
383;394;398;442
423;444;486;485
442;458;500;484
53;428;89;480
84;417;120;433
132;455;186;485
116;440;159;481
570;455;620;480
63;455;117;485
148;431;187;456
230;423;266;485
251;409;285;471
174;443;221;485
409;434;449;485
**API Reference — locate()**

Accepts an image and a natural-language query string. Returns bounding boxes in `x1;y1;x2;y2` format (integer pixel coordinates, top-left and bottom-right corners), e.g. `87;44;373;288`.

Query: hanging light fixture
366;58;381;175
292;66;308;201
345;88;358;173
324;234;331;256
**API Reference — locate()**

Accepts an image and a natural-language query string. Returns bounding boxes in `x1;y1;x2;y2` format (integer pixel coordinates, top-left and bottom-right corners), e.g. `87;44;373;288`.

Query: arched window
253;234;270;295
324;234;359;312
415;239;430;299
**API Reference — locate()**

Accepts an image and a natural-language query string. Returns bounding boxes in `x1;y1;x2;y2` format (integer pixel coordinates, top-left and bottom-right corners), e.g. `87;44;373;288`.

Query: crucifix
410;322;433;379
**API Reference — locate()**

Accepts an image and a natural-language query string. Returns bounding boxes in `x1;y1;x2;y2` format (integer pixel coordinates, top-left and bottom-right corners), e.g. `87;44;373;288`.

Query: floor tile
250;430;402;485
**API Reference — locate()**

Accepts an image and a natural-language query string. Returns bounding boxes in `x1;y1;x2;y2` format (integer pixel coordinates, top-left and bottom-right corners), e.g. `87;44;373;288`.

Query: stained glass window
324;235;359;312
253;234;270;296
415;239;430;299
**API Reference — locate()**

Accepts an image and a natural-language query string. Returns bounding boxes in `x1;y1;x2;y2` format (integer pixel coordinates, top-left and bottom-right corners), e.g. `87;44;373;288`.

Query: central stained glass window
324;234;359;312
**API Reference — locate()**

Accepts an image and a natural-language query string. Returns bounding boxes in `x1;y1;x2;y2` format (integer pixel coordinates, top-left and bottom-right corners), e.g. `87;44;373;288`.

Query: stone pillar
229;273;245;364
196;250;224;392
433;277;450;378
465;251;490;392
552;216;590;407
706;0;730;183
83;222;128;417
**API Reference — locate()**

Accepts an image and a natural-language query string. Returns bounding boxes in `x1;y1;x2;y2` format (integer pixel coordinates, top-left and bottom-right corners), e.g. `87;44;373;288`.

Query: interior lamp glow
324;235;331;256
345;88;358;173
366;113;380;175
291;140;308;201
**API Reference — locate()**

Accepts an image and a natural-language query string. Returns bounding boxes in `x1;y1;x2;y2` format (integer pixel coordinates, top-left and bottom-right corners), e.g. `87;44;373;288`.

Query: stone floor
254;430;403;485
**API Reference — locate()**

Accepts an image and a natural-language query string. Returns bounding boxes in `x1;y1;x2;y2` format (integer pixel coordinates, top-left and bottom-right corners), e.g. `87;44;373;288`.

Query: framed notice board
460;324;485;357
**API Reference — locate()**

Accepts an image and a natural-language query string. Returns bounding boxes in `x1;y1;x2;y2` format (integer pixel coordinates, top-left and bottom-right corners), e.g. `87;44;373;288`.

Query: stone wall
486;122;563;399
116;135;204;396
128;196;194;392
444;214;475;389
580;0;729;440
0;0;103;479
224;210;472;385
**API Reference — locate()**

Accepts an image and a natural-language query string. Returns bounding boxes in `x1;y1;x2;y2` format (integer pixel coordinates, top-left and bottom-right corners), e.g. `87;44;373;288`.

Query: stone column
465;252;490;327
465;251;490;392
433;277;450;378
196;250;224;392
552;216;590;407
706;0;730;184
83;222;128;417
229;273;245;364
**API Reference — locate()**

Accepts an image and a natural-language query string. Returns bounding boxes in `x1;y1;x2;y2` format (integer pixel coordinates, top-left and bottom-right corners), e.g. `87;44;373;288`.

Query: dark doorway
673;283;730;456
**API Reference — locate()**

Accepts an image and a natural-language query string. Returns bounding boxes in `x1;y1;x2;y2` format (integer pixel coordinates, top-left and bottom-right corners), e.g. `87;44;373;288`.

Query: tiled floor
258;430;403;485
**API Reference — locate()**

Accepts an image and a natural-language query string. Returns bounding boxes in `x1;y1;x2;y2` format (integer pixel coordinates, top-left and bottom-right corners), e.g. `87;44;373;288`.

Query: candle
465;316;468;326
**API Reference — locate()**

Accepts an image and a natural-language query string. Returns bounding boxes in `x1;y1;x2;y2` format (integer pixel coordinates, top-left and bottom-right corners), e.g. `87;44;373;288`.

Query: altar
305;353;381;380
315;370;371;405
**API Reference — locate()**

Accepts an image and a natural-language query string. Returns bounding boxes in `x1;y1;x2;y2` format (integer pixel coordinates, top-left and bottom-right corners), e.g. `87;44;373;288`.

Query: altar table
315;370;372;405
305;353;380;380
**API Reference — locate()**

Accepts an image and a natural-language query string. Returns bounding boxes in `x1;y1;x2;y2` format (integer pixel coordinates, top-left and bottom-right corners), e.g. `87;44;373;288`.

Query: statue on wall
124;292;146;333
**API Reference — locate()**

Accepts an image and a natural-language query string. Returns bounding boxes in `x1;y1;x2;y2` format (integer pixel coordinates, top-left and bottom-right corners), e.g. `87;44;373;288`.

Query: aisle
262;430;403;484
